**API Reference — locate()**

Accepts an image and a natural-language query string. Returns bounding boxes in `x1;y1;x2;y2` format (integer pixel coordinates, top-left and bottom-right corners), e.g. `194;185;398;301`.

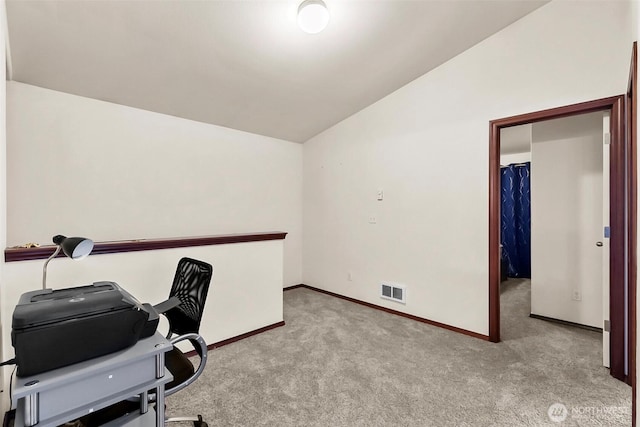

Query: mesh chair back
166;257;213;337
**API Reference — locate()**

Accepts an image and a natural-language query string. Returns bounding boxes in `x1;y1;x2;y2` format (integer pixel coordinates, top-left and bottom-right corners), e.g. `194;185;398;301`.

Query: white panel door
530;113;604;329
602;111;611;368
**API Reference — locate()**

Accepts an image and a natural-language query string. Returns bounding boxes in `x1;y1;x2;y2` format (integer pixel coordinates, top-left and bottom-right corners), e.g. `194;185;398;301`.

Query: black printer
11;282;156;377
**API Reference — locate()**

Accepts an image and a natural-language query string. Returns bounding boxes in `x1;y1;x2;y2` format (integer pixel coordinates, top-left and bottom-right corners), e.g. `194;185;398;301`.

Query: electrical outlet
572;290;582;301
368;216;377;224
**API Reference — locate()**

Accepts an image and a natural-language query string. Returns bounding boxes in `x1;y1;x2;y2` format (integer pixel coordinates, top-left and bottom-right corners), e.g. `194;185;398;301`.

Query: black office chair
79;257;213;427
157;257;213;425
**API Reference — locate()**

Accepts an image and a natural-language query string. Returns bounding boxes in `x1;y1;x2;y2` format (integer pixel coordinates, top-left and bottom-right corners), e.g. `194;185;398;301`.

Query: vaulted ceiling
5;0;548;143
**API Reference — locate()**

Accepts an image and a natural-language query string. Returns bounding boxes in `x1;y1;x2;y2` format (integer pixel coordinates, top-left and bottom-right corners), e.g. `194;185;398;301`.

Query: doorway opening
488;95;633;384
499;111;609;357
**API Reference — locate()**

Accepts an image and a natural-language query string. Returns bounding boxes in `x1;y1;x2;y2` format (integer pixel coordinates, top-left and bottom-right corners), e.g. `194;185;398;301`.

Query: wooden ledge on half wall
5;231;288;262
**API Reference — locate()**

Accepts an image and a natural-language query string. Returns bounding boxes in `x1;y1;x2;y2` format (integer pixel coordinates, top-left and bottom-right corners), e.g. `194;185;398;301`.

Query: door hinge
604;320;610;332
604;132;611;145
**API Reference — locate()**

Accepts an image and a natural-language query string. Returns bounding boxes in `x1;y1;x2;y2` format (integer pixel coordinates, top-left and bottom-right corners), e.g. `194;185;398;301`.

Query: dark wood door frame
627;41;637;425
488;95;633;382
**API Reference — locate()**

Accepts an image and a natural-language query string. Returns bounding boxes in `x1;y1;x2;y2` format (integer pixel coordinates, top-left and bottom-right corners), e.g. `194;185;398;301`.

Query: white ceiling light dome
297;0;330;34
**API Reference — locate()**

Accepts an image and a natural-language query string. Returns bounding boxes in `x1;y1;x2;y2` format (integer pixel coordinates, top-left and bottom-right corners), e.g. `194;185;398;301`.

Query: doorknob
596;241;603;247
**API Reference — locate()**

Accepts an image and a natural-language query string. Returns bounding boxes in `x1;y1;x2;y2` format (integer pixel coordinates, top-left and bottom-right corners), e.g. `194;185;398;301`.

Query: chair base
166;414;207;427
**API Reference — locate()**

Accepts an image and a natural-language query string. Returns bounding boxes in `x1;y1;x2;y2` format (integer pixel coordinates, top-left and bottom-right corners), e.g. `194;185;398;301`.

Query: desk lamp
42;235;94;289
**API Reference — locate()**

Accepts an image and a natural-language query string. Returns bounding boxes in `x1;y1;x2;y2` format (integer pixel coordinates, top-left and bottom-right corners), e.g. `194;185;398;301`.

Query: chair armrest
125;332;208;404
153;296;181;314
165;333;208;397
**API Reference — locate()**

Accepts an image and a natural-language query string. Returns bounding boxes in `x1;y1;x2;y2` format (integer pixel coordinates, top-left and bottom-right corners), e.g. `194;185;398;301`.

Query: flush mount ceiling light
297;0;330;34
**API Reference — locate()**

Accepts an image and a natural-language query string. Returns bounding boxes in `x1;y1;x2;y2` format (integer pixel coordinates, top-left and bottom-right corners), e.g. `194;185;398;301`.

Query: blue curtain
501;163;531;278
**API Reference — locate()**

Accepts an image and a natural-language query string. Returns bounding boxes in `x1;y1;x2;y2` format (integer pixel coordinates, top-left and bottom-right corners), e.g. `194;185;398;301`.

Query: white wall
500;123;531;164
500;152;531;165
303;0;631;335
2;240;284;352
530;113;603;328
500;123;531;165
6;82;303;286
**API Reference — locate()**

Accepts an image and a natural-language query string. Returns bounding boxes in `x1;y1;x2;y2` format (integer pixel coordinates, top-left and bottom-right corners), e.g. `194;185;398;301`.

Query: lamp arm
42;246;62;290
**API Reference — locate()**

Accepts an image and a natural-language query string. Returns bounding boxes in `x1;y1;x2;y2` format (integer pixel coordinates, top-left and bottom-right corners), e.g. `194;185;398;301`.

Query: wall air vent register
380;282;406;304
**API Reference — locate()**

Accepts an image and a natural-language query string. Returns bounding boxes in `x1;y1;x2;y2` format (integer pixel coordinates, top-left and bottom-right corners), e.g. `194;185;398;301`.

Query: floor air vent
380;282;406;304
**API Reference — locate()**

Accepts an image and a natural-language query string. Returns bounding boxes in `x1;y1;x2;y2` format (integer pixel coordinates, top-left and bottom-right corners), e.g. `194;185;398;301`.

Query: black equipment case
11;282;150;377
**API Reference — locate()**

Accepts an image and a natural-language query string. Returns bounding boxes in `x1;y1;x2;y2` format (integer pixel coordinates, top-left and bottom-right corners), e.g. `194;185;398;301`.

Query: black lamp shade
53;235;94;260
43;234;94;289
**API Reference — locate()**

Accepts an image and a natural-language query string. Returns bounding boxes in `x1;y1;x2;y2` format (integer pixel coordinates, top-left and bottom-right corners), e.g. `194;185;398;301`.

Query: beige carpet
168;279;631;426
